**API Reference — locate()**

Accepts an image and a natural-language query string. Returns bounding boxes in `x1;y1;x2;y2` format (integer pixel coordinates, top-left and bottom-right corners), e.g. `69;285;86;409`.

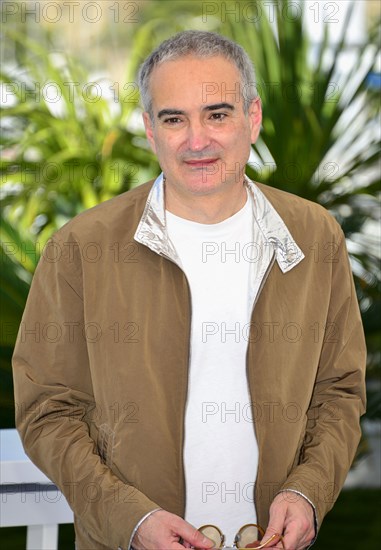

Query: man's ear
142;111;157;154
249;97;262;144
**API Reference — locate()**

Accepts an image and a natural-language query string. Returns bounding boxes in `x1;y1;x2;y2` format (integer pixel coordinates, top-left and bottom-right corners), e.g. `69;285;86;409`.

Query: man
13;31;366;549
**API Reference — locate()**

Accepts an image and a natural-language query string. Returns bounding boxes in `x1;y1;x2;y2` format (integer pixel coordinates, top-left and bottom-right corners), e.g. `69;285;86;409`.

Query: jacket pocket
97;423;115;468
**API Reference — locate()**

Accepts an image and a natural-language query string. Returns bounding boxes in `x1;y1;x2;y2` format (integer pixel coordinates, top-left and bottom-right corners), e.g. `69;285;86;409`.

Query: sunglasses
197;523;285;549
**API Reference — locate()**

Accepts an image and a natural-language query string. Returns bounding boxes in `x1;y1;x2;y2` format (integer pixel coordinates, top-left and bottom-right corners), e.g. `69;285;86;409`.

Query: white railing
0;429;73;550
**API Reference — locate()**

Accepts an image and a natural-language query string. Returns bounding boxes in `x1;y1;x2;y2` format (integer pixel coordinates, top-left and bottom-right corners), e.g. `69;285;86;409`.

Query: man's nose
186;120;211;151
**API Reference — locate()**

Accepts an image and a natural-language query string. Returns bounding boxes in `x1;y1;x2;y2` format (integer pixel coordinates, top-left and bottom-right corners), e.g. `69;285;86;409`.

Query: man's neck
164;179;248;224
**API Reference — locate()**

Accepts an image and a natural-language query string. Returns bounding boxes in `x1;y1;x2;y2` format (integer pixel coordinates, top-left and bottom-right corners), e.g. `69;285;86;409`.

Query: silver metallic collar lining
134;173;304;273
134;173;181;264
245;177;305;273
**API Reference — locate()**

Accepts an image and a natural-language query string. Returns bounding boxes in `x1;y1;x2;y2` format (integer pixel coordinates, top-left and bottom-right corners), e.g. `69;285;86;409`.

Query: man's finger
175;523;215;549
261;520;285;548
261;494;289;548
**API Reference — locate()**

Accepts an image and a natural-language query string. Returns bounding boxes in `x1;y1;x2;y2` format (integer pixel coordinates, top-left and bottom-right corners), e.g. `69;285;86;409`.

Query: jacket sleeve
280;230;367;528
12;236;159;549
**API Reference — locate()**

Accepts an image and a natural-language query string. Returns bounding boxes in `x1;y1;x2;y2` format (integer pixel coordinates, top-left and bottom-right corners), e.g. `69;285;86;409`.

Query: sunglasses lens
235;524;262;547
199;525;223;548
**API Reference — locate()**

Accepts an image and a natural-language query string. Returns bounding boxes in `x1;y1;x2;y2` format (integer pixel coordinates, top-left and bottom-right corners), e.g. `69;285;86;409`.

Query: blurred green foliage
1;0;380;428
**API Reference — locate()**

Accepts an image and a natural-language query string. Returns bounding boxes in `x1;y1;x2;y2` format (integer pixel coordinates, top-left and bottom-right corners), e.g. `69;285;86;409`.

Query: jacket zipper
159;252;191;517
181;280;192;518
246;249;276;518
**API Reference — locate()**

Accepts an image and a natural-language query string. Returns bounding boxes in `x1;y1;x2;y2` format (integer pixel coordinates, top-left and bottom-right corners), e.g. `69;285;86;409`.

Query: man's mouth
183;158;219;168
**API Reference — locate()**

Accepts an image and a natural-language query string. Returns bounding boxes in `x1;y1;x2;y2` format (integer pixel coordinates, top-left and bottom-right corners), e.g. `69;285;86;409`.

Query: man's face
143;55;262;197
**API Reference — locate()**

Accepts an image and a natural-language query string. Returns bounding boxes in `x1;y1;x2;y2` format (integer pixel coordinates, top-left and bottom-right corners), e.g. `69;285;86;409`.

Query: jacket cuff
276;489;318;547
127;508;163;550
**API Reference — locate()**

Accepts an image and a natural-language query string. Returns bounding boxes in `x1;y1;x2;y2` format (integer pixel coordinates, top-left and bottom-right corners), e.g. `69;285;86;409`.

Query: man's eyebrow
157;103;236;119
203;102;235;111
157;109;185;119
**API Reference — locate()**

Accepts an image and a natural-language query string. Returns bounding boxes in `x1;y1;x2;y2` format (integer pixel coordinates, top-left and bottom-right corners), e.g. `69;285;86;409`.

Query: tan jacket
13;177;366;549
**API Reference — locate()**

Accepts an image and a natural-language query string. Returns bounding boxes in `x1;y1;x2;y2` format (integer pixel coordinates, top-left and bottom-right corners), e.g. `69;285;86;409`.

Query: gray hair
138;30;258;119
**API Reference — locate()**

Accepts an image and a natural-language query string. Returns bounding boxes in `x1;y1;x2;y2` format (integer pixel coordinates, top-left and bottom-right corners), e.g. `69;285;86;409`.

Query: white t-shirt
166;193;259;546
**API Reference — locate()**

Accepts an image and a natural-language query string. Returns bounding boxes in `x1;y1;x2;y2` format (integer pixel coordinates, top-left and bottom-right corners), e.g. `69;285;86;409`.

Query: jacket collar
134;173;304;273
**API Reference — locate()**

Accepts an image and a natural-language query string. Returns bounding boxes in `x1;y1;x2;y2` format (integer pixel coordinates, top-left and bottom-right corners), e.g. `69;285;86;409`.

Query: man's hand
131;510;215;550
260;491;315;549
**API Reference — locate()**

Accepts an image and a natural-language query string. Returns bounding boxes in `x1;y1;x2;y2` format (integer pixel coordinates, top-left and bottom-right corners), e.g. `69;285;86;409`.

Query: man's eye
163;117;182;124
210;112;227;121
